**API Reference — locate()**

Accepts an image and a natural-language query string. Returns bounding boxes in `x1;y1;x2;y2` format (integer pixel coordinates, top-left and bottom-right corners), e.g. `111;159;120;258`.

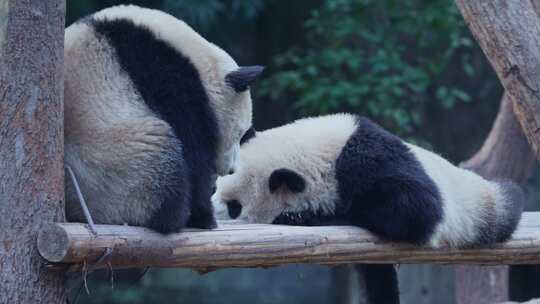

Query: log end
37;223;70;263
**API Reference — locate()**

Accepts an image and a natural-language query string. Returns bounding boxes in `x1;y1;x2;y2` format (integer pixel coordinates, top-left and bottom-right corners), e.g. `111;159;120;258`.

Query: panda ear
225;66;265;93
269;168;306;193
240;126;256;145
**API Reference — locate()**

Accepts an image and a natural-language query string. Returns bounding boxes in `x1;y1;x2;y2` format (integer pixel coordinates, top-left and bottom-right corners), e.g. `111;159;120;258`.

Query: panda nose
226;200;242;219
228;169;235;175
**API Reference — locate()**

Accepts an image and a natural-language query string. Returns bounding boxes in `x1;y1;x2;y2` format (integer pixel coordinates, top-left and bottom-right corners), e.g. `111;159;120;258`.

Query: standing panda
212;113;525;303
64;5;263;234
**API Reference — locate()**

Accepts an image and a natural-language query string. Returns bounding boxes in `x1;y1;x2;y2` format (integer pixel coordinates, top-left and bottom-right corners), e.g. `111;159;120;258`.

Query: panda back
335;117;444;244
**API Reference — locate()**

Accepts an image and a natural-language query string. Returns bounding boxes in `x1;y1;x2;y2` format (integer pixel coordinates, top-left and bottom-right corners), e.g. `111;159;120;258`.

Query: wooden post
0;0;66;303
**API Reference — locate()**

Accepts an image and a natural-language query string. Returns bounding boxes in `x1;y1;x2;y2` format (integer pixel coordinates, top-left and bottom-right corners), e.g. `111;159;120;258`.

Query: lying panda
64;5;263;233
212;113;524;303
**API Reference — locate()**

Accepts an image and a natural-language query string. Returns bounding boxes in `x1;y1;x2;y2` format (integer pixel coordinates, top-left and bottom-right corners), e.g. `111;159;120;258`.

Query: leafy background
66;0;540;303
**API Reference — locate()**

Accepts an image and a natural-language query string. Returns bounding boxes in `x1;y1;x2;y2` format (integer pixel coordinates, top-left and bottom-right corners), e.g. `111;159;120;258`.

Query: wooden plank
38;212;540;270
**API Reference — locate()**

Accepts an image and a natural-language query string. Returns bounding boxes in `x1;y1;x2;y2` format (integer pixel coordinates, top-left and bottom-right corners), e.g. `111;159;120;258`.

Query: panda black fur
212;113;525;303
64;5;263;233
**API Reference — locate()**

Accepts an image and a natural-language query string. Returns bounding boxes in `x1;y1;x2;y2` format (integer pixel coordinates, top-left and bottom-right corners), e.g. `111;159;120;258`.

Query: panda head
92;5;264;176
212;115;354;223
213;164;310;223
212;65;263;176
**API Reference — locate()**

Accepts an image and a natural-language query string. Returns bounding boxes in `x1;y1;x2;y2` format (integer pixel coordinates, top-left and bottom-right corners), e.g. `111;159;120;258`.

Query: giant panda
212;113;525;303
64;5;263;234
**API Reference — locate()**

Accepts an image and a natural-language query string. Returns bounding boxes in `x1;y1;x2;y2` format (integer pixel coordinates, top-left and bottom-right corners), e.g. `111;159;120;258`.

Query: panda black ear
225;66;265;93
269;168;306;193
240;126;256;145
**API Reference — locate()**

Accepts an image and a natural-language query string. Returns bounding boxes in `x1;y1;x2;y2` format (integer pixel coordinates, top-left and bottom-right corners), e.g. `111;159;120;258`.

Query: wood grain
0;1;66;303
38;212;540;271
456;0;540;161
454;1;540;302
461;93;535;183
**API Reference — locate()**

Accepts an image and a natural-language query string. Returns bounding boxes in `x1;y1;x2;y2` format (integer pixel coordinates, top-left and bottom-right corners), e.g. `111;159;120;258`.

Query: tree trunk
461;93;536;182
456;0;540;161
456;93;535;304
0;1;66;303
455;1;540;303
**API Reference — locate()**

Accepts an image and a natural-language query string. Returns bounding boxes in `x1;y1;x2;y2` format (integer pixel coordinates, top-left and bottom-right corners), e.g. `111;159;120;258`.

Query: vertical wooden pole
0;0;66;303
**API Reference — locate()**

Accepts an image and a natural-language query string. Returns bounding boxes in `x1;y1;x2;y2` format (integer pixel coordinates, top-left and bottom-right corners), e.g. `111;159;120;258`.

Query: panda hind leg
187;201;217;229
186;172;217;229
356;264;400;304
147;155;193;234
148;193;192;234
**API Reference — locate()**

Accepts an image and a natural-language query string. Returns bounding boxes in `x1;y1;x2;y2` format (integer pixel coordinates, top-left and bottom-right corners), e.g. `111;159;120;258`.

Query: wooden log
38;212;540;270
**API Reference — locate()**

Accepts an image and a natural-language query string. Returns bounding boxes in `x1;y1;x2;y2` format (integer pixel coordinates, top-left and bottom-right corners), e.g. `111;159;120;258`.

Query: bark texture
0;0;66;303
455;94;534;304
461;93;535;182
454;1;540;303
456;0;540;161
38;213;540;270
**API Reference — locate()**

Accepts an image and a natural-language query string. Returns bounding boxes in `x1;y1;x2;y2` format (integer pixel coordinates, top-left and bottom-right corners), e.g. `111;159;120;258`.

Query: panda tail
479;180;525;244
489;179;525;243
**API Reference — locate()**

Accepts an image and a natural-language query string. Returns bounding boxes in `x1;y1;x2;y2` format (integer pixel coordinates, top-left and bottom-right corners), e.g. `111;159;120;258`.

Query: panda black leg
148;195;191;234
187;201;217;229
355;264;399;304
66;165;98;235
148;160;192;234
186;175;217;229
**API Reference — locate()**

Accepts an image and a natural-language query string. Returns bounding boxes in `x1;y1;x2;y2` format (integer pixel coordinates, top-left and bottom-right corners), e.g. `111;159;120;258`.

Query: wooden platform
38;212;540;270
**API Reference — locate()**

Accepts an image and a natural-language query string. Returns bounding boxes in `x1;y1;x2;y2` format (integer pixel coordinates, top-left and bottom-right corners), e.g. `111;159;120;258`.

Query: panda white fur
212;113;524;303
64;5;263;233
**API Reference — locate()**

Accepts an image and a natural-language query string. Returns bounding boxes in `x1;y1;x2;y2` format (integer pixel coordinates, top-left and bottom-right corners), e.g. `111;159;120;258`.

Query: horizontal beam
38;212;540;270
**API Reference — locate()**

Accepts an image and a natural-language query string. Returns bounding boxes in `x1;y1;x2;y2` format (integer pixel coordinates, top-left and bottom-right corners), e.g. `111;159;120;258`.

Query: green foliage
257;0;475;135
164;0;264;30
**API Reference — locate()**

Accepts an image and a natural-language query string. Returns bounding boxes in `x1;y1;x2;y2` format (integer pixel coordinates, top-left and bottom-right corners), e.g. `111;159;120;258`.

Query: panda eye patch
226;200;242;219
